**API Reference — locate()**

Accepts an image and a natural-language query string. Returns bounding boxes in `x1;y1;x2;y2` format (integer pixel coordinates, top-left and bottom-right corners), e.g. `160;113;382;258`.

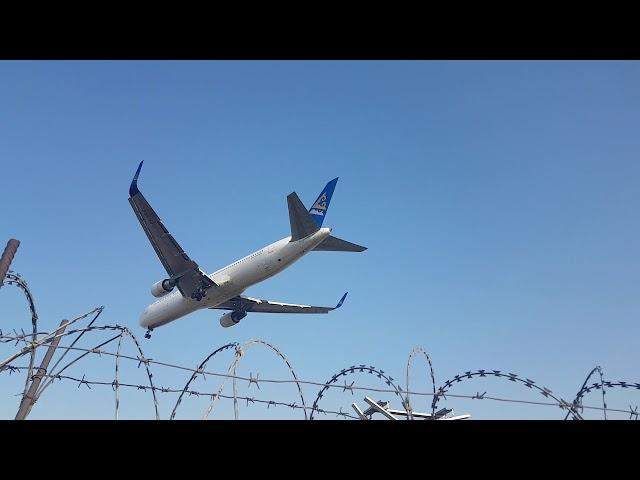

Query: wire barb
2;272;639;420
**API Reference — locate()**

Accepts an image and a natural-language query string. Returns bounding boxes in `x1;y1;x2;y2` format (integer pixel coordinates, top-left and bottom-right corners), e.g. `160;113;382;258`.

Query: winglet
335;291;348;309
129;161;144;197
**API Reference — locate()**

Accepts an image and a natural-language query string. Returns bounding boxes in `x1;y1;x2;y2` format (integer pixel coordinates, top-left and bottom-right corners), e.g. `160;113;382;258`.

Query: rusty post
0;239;20;287
15;319;69;420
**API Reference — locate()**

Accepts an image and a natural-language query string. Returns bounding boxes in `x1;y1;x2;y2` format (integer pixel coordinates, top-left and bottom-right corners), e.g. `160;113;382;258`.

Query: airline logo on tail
308;177;339;227
310;193;328;216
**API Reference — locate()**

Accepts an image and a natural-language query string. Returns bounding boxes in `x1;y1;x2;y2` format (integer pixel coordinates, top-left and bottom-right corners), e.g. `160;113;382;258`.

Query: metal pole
15;319;69;420
0;239;20;287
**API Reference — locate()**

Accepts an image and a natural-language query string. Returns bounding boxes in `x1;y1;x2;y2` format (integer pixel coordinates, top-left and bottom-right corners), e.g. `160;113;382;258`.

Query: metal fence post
15;319;69;420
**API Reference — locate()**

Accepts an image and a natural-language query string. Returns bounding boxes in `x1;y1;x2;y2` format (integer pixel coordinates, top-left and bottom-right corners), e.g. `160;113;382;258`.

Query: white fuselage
139;227;332;329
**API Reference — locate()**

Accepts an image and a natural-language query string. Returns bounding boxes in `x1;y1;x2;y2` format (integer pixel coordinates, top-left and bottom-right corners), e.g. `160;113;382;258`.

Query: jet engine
151;279;176;298
220;311;247;328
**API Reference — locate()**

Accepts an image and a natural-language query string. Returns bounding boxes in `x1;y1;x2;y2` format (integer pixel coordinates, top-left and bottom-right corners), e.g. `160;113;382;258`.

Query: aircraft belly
140;292;200;328
259;245;296;281
140;232;331;329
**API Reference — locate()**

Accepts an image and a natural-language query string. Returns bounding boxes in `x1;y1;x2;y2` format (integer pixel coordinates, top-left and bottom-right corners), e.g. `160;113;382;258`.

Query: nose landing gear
144;328;154;339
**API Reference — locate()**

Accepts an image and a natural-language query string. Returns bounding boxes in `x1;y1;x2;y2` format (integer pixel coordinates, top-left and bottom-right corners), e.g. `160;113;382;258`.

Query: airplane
128;161;366;338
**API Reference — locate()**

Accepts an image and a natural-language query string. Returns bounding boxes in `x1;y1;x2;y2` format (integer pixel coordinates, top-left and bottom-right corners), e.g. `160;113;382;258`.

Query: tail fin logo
310;193;328;215
308;177;338;227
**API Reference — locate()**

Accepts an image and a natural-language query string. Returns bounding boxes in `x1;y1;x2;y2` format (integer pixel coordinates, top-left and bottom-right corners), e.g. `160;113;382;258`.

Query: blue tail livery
308;177;338;227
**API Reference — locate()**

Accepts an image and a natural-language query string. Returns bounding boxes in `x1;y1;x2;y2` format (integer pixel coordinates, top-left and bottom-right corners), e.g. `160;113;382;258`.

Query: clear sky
1;61;639;419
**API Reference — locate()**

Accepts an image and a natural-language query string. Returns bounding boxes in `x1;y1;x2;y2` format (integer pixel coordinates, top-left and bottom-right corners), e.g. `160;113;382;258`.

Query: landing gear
191;289;206;301
144;328;153;339
190;281;210;301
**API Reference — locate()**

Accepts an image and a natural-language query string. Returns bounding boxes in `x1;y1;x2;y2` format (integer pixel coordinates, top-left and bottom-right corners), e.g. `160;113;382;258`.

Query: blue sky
1;61;639;419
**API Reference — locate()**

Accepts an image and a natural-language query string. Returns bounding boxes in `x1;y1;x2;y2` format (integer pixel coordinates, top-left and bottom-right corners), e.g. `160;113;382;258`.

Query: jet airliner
128;162;366;338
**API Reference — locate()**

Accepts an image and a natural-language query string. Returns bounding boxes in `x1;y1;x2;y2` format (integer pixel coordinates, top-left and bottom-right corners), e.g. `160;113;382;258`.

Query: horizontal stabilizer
287;192;319;241
313;235;367;252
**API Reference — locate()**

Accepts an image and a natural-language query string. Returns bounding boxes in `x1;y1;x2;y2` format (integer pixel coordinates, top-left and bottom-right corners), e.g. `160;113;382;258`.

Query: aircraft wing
210;292;348;314
128;161;217;301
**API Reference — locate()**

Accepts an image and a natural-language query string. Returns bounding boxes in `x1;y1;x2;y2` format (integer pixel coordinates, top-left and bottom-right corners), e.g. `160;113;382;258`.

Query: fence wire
2;270;639;420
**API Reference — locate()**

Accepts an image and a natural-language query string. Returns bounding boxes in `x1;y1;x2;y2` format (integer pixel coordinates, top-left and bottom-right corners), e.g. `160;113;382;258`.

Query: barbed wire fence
2;269;639;420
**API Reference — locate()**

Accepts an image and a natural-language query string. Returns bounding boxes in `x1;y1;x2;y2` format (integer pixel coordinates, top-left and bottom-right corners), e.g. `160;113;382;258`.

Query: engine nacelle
150;279;176;298
220;311;247;328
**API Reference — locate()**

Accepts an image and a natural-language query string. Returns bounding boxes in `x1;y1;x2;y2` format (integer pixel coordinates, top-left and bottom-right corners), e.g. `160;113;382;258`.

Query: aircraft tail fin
313;234;367;252
288;192;320;241
308;177;338;227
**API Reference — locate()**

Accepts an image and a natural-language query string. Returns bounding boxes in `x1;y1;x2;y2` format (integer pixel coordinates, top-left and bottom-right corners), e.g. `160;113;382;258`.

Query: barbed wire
3;270;639;420
430;369;584;419
201;339;308;420
406;346;436;419
3;272;39;401
170;342;238;420
6;358;638;418
575;380;640;419
114;332;126;420
564;366;607;420
2;330;639;418
3;367;358;419
310;364;406;420
0;306;104;371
